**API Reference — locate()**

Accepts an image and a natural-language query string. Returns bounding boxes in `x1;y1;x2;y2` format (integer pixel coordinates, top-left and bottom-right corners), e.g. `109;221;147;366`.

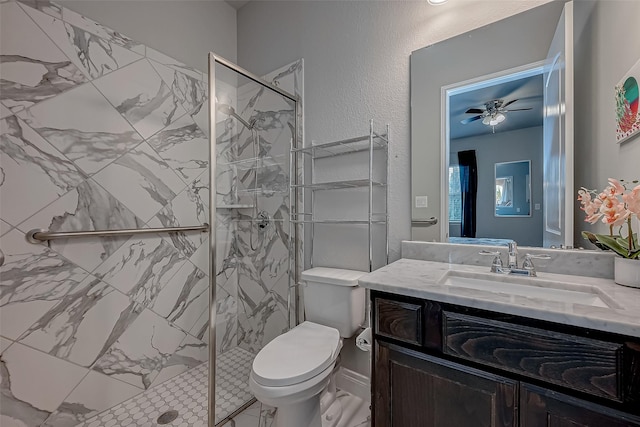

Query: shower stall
208;53;302;425
0;1;301;423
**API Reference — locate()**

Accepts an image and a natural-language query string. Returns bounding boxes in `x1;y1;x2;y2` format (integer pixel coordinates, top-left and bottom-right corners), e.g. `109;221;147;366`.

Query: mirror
495;160;531;217
410;1;573;248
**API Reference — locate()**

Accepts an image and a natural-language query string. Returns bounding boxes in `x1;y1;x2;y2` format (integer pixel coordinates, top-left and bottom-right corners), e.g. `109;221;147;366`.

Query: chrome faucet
480;241;551;277
507;241;518;269
515;253;552;277
479;250;505;273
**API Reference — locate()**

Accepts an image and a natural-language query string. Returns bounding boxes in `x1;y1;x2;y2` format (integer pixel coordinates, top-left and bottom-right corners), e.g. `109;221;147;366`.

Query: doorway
441;62;545;246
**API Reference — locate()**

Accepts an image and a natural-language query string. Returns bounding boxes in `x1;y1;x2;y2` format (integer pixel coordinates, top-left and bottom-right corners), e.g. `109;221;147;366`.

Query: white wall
58;0;237;72
450;126;544;247
237;0;552;265
574;0;640;242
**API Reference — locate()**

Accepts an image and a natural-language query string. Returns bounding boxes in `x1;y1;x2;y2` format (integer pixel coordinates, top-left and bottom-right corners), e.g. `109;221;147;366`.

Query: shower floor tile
215;347;256;422
79;347;256;427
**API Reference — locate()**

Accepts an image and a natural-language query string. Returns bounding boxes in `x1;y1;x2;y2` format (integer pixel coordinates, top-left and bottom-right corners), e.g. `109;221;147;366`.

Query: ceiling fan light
427;0;448;5
483;112;506;126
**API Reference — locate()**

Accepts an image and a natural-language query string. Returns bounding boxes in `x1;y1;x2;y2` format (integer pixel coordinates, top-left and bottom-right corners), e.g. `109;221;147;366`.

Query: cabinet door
521;383;640;427
374;342;517;427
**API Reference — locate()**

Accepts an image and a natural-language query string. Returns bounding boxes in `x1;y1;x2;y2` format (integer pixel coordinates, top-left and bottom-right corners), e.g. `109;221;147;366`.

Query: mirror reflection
495;160;531;217
410;1;571;248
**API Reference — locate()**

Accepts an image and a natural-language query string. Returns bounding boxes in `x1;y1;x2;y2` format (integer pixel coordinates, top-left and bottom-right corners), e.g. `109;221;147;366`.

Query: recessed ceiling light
428;0;448;5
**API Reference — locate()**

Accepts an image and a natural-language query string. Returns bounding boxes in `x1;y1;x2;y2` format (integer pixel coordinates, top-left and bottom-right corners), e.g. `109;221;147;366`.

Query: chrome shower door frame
207;53;300;427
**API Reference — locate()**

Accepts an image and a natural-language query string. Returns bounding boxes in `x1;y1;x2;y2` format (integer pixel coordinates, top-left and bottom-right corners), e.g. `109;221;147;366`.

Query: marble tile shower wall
0;1;213;425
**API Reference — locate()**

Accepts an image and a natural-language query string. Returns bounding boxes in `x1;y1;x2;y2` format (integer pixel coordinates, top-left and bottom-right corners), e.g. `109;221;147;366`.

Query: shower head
217;103;253;130
216;103;235;116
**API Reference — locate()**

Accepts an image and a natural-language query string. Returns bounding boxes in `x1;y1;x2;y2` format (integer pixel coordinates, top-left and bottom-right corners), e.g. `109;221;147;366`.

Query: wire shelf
217;154;288;167
291;179;386;191
292;212;388;219
292;133;388;159
290;120;390;272
290;219;387;225
216;204;255;209
235;188;289;196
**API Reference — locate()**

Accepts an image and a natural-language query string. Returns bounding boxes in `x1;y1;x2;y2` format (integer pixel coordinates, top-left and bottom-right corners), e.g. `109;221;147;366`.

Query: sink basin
440;271;615;308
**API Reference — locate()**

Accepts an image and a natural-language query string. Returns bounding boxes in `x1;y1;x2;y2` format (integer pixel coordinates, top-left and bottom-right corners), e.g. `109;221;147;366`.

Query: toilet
249;267;367;427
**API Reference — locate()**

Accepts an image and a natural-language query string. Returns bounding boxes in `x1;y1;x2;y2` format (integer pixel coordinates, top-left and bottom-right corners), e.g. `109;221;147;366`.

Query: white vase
614;257;640;288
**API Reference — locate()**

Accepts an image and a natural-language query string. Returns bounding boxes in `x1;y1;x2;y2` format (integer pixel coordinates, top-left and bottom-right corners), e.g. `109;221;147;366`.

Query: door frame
439;60;546;242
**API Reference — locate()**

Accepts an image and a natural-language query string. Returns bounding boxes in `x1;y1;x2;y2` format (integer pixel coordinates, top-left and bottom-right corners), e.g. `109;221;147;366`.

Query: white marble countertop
360;258;640;338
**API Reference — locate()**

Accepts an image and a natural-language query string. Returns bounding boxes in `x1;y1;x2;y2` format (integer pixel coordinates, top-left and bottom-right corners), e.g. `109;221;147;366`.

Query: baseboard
336;367;370;403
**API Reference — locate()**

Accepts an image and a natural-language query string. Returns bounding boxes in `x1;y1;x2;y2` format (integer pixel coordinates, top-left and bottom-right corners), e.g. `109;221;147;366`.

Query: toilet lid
252;322;341;387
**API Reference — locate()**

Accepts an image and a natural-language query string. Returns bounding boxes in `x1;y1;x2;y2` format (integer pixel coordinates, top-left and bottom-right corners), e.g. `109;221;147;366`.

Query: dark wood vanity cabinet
371;291;640;427
375;342;517;427
520;383;640;427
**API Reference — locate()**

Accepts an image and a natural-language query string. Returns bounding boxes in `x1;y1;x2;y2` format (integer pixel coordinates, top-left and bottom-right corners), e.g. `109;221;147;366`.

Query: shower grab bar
26;224;209;244
412;217;438;227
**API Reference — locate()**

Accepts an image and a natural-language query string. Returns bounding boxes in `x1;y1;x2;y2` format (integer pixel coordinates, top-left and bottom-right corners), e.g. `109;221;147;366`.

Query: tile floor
225;390;371;427
78;345;370;427
79;347;254;427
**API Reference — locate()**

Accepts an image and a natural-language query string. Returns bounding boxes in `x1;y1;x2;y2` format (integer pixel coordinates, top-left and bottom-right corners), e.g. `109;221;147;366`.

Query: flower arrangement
578;178;640;259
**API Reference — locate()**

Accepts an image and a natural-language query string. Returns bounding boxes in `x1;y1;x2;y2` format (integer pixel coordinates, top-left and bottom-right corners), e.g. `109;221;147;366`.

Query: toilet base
269;371;344;427
273;392;345;427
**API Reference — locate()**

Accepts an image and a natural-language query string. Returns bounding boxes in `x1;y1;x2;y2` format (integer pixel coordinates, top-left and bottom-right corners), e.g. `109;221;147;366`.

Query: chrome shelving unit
291;179;386;191
290;119;389;273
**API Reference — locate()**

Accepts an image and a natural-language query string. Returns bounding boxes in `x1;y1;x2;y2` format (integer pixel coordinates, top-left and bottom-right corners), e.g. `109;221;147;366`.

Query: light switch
415;196;428;208
535;203;541;210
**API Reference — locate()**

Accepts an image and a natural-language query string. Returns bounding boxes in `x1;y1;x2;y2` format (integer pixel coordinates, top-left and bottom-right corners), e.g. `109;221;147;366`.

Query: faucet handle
524;253;552;261
522;253;552;276
479;250;504;273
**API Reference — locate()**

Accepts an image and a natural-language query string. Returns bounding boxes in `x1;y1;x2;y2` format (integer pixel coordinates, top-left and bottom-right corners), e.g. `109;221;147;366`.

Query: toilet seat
252;322;342;387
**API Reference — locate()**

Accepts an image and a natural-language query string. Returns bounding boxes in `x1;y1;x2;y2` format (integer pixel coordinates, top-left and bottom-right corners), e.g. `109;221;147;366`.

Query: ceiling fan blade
464;108;484;114
502;99;518;108
504;108;533;111
460;115;483;124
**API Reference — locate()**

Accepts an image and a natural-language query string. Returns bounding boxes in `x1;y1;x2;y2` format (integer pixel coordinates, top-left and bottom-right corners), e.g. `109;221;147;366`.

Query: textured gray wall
574;0;640;242
237;0;552;377
58;0;237;72
237;0;551;265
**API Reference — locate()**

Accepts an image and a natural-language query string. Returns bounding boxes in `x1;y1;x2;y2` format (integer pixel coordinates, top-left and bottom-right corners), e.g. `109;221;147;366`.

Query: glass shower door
208;54;300;425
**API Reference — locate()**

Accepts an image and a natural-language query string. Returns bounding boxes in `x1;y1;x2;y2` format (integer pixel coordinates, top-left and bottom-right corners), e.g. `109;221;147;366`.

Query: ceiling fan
460;99;532;130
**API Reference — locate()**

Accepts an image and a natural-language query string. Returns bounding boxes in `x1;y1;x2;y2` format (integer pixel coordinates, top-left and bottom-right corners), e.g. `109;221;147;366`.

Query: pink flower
577;188;591;207
608;178;625;195
623;184;640;216
578;188;603;223
599;188;629;226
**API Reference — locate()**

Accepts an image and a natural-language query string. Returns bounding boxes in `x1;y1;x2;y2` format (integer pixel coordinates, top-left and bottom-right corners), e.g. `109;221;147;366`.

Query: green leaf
595;234;631;258
582;231;612;251
616;236;631;248
617;233;640;252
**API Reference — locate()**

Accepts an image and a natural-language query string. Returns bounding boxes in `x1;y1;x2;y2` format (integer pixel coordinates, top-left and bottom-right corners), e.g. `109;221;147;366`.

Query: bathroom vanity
360;257;640;427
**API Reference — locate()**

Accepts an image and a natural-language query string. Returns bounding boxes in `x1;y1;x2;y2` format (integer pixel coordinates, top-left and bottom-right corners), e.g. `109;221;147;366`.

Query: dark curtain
457;150;478;238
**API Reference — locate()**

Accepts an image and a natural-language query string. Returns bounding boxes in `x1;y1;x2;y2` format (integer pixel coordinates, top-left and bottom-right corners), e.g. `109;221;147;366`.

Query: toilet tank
301;267;367;338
